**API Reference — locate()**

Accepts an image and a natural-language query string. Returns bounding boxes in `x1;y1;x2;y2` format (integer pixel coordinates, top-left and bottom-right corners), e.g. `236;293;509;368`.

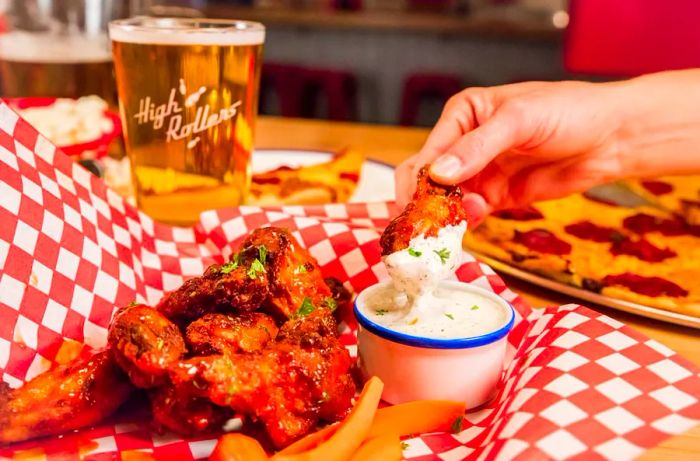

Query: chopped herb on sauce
323;297;338;311
294;264;308;274
444;313;454;320
247;258;265;279
127;300;139;307
451;415;463;433
471;305;480;310
401;442;409;450
295;297;316;318
220;260;238;274
433;248;451;264
408;248;422;257
258;245;268;264
375;309;388;316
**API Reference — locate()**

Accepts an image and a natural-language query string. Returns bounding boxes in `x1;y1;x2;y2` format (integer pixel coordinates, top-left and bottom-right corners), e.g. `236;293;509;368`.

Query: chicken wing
108;303;186;388
186;312;278;355
0;350;132;444
170;316;354;448
157;262;270;326
149;383;233;436
380;166;467;255
240;227;334;319
324;276;352;316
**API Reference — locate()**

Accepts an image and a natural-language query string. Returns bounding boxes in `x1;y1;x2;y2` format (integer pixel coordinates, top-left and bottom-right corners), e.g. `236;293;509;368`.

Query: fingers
394;154;419;207
461;192;491;227
429;108;521;185
411;89;487;168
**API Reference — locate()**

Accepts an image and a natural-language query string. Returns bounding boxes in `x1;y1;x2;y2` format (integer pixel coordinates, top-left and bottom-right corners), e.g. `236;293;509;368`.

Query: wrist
612;70;700;179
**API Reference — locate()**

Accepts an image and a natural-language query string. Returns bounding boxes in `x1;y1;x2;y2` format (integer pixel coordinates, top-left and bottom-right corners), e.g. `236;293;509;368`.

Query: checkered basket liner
0;101;698;461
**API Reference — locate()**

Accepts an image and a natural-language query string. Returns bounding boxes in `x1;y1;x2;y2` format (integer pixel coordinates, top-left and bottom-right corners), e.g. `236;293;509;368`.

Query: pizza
624;175;700;225
248;149;364;205
464;190;700;318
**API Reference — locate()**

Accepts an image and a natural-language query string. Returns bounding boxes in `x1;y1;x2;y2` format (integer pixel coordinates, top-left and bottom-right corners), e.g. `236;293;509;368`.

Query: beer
0;32;116;105
109;18;264;225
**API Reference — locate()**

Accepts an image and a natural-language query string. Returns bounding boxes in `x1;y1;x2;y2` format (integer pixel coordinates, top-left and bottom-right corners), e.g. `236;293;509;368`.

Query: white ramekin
354;280;515;408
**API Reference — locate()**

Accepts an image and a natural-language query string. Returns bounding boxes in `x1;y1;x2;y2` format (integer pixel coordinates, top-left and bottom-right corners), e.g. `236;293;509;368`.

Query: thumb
429;109;520;184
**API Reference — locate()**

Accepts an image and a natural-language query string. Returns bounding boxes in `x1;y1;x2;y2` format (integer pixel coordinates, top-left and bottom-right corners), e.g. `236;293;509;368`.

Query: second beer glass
109;18;264;225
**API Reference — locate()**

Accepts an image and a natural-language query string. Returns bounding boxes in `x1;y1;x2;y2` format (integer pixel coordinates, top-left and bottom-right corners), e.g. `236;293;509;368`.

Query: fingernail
430;154;462;178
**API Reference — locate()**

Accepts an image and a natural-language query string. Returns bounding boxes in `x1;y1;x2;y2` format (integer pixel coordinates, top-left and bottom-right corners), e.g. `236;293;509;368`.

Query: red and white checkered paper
0;100;699;461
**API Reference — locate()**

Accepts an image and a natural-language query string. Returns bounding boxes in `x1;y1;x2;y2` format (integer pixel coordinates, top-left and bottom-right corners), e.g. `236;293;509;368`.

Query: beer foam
109;18;265;46
0;32;111;63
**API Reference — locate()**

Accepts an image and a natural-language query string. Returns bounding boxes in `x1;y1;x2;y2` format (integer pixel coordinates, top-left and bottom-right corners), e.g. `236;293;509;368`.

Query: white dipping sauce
383;222;466;312
359;282;508;339
372;220;508;339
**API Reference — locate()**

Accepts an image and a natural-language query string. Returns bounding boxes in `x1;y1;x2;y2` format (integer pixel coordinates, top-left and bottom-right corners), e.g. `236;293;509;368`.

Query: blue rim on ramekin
353;282;516;349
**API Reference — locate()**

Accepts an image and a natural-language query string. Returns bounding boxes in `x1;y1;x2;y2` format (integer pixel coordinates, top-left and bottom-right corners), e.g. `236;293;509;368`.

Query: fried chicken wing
149;383;233;436
171;317;354;448
324;276;352;316
157;263;270;325
108;303;186;388
186;312;278;355
0;350;132;444
380;166;467;255
240;227;334;319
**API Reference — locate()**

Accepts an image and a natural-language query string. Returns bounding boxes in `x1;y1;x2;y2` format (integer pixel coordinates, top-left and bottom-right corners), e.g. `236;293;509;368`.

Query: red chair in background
260;63;306;118
565;0;700;76
399;73;462;126
300;68;358;121
260;63;358;121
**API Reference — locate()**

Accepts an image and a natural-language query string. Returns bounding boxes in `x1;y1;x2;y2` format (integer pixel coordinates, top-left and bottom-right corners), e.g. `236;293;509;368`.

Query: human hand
395;80;628;223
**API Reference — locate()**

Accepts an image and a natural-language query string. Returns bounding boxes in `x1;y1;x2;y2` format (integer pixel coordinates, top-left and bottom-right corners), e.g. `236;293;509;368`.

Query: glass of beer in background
0;0;127;105
109;18;264;225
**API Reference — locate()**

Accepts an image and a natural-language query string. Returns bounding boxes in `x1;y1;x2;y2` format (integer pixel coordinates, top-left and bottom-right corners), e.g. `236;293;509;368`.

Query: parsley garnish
220;260;237;274
247;258;265;279
401;442;409;450
375;309;388;316
445;313;454;320
471;305;480;311
258;245;267;264
451;415;463;434
127;300;139;307
226;383;238;403
294;264;308;274
295;297;315;318
323;297;338;312
433;248;451;264
221;253;240;274
408;248;422;257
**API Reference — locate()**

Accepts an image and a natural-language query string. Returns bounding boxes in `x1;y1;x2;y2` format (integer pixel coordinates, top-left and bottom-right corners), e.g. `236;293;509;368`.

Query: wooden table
256;115;700;460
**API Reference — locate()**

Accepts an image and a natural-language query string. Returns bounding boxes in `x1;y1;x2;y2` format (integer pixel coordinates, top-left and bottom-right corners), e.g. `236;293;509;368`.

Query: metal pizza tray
469;250;700;329
468;183;700;329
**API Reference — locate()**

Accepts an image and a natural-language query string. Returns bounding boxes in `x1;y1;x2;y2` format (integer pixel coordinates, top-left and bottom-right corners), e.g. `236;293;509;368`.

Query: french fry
349;434;402;461
210;433;268;461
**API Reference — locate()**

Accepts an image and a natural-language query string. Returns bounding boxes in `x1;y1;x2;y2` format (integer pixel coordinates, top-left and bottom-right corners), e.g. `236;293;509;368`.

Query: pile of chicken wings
1;227;355;449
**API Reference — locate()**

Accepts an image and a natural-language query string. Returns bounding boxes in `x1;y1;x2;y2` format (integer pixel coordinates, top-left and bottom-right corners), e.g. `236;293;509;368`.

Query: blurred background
1;0;699;127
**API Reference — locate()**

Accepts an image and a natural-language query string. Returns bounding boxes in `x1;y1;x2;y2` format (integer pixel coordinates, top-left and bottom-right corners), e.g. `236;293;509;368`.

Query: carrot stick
272;376;384;461
277;399;465;456
367;400;466;438
276;423;338;455
349;434;402;461
210;433;268;461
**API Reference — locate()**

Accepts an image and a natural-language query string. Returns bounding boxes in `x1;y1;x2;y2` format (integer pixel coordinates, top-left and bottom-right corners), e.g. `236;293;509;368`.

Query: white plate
253;149;396;203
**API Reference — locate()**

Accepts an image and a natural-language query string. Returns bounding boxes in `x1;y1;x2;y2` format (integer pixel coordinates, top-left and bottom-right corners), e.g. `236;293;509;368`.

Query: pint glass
109;18;264;225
